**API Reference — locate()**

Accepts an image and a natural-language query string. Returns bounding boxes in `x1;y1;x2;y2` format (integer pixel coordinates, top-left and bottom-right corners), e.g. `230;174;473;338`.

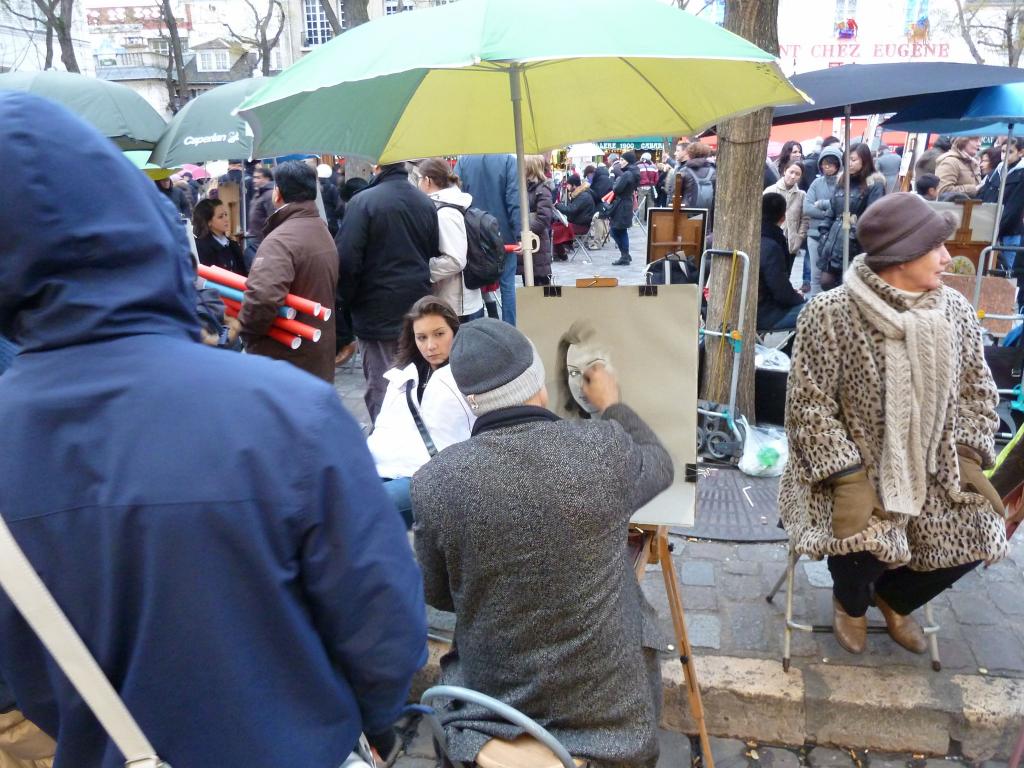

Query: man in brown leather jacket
239;161;338;383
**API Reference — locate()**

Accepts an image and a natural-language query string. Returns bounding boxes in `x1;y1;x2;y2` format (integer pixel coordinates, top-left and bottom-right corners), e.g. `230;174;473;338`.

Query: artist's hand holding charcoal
828;467;881;539
581;361;620;413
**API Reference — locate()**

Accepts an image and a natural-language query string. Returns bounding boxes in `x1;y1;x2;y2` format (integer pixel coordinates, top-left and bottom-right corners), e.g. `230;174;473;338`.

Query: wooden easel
566;275;714;768
631;525;714;768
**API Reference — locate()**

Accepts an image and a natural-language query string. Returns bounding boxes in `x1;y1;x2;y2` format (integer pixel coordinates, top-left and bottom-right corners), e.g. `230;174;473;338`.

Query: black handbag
818;190;871;284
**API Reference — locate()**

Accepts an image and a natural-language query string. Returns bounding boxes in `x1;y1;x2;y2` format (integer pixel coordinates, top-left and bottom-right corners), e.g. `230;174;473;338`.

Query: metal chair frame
765;548;941;673
420;685;579;768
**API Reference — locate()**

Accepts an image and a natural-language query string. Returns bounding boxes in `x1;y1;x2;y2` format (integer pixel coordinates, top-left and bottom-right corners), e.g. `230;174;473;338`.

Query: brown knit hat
857;192;957;271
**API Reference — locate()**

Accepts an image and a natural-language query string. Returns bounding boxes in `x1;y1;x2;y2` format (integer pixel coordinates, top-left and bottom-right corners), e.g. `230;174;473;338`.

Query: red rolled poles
221;298;321;343
222;302;301;350
198;264;330;321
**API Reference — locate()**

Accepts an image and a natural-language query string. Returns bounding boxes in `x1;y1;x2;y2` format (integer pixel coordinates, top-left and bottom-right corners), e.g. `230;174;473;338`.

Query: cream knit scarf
844;258;955;516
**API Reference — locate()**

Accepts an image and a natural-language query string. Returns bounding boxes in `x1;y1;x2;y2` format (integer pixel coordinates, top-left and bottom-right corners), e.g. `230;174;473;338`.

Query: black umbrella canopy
774;62;1024;124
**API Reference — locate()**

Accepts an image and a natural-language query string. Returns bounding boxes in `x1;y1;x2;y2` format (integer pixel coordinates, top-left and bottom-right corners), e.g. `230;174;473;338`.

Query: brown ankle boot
875;595;928;654
833;598;867;654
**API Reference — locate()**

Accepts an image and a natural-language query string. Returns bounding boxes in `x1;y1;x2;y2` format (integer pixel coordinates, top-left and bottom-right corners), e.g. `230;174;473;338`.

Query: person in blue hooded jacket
0;92;428;768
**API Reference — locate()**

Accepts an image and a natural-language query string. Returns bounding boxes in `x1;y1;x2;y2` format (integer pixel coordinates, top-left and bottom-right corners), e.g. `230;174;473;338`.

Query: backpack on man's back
436;202;505;289
684;166;716;211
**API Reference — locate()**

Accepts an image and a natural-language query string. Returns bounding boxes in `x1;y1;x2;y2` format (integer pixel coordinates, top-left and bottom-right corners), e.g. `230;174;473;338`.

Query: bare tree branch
953;0;988;63
223;0;285;76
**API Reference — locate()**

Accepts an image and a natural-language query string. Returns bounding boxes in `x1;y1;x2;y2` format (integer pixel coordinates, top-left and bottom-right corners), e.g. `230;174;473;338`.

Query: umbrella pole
990;122;1016;272
842;104;851;275
510;63;535;288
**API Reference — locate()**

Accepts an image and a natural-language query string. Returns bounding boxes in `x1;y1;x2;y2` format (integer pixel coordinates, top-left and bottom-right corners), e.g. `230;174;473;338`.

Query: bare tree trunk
43;0;55;67
952;0;987;64
341;0;368;28
701;0;778;420
30;0;79;71
1005;9;1023;67
318;0;342;34
159;0;188;111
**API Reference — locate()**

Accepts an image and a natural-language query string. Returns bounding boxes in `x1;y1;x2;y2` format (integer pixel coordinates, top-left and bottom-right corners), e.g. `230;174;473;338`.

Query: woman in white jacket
367;296;476;527
416;158;485;322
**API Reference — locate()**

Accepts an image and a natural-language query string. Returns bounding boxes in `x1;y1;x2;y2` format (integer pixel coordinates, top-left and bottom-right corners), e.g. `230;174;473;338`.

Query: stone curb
412;640;1024;760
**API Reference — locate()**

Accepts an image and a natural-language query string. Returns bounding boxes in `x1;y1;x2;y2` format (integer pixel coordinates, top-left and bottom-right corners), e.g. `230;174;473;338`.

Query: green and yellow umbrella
238;0;807;282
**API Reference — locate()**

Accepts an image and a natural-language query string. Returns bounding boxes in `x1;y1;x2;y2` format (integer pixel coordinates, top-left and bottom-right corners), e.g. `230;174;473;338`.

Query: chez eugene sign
781;40;953;67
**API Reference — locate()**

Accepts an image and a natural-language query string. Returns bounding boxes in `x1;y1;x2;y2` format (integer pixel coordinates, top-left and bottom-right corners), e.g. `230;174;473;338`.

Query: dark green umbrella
150;78;266;166
0;70;166;150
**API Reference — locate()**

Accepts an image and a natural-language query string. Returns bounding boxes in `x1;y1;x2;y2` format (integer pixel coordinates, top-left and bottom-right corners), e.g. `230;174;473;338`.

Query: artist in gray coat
412;319;673;768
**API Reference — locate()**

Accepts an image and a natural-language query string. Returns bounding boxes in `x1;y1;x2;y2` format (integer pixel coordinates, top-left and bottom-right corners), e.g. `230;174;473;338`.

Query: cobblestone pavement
390;716;1012;768
640;533;1024;678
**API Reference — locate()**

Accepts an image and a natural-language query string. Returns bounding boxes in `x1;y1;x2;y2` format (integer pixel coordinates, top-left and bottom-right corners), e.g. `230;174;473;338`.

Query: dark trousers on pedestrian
827;551;980;618
360;338;398;425
610;226;630;258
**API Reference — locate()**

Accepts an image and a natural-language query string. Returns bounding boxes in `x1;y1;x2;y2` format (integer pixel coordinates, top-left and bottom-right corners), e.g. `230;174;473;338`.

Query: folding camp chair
765;549;942;672
420;686;585;768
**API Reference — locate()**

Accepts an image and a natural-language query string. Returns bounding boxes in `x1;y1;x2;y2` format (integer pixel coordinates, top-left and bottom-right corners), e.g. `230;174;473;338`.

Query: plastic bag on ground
738;418;788;477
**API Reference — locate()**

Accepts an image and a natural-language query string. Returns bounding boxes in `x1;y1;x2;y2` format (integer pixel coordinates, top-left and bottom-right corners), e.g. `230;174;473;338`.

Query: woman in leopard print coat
779;193;1007;655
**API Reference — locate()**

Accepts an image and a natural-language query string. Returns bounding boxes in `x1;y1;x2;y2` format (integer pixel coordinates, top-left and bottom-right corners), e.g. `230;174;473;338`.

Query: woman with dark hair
818;143;886;289
517;154;555;282
416;157;484;321
192;198;246;275
776;140;809;191
367;296;475;527
978;146;1002;186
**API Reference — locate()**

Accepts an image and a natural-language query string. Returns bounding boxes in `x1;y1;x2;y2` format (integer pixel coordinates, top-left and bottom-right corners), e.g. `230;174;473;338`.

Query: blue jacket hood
818;145;844;173
0;92;199;352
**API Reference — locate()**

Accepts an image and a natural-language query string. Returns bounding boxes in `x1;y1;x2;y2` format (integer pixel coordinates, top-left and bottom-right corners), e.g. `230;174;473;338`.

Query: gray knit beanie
857;192;957;271
449;318;546;415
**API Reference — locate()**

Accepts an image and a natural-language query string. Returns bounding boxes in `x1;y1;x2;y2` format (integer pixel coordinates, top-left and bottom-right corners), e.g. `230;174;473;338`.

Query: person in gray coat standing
412;319;673;768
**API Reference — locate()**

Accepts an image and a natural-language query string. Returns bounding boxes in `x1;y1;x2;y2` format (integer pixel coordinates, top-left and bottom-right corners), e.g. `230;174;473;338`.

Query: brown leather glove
828;468;881;539
958;447;1005;517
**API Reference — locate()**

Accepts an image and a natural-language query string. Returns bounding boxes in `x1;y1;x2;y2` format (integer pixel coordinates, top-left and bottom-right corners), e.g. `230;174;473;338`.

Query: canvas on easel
518;284;699;528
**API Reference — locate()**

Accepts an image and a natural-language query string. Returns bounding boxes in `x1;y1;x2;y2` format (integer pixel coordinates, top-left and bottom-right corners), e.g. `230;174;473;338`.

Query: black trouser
827;552;980;617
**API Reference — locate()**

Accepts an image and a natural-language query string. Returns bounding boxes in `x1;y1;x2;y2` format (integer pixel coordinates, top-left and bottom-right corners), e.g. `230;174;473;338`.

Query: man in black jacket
336;162;438;423
757;192;805;332
609;152;641;266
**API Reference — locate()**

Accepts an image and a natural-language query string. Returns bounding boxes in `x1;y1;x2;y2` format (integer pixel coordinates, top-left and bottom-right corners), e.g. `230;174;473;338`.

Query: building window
151;38;170;56
124;35;144;46
303;0;342;46
384;0;415;14
197;49;230;71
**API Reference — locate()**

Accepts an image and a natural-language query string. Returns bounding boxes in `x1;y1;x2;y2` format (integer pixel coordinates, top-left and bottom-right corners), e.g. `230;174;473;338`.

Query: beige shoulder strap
0;515;169;768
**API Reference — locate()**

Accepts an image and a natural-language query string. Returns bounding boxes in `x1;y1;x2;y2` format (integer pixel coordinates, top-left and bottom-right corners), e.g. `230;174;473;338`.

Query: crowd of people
1;87;1022;768
0;92;679;768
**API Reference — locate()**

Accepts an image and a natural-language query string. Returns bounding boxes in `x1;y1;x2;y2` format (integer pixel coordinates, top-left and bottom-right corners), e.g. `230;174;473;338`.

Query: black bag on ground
436;202;505;289
645;255;699;285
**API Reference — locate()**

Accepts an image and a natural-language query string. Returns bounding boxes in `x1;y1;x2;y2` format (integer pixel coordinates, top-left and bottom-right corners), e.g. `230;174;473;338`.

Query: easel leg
658;531;715;768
